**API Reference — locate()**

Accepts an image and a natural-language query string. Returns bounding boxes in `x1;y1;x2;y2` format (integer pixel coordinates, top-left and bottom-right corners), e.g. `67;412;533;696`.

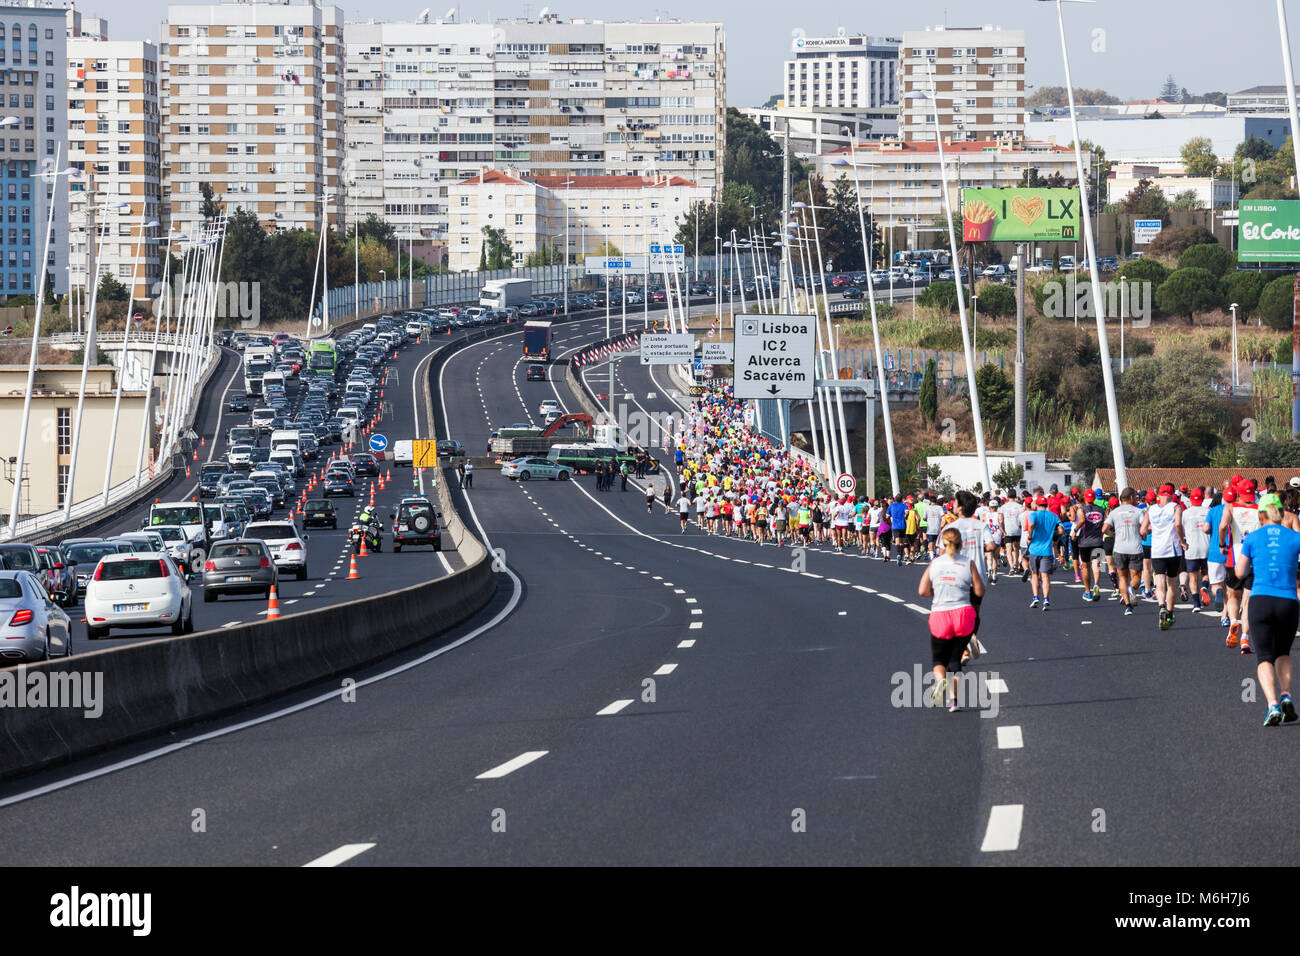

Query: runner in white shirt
925;498;944;558
1140;483;1186;631
999;495;1024;572
832;497;854;553
983;498;1004;583
1181;488;1210;612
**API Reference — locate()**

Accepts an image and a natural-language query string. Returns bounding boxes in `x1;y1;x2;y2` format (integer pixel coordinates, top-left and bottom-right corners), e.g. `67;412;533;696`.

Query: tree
1154;268;1225;325
919;359;938;429
1147;225;1218;261
1177;242;1231;277
1180;136;1218;177
1159;75;1181;101
478;241;487;272
1026;87;1121;108
481;226;511;269
1169;189;1204;210
1258;275;1297;330
724;107;793;211
973;363;1014;433
1120;179;1170;223
919;280;959;312
975;283;1015;318
1240;437;1300;469
1071;435;1120;474
355;213;397;247
993;461;1025;492
1237;136;1278;164
199;181;223;223
1117;257;1170;287
1016;167;1071;188
1069;140;1108;211
1244;181;1300;201
96;274;129;301
1223;269;1270;319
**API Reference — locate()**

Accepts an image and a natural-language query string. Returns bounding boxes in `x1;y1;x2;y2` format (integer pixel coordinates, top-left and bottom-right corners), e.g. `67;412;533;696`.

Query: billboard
961;188;1080;242
1238;199;1300;262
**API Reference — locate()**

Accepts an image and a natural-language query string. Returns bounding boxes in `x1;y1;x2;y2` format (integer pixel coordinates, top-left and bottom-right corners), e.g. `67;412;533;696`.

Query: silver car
0;570;72;662
201;539;278;601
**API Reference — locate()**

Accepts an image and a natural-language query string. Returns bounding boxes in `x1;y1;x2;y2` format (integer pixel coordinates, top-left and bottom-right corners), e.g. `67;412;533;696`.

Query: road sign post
730;315;816;400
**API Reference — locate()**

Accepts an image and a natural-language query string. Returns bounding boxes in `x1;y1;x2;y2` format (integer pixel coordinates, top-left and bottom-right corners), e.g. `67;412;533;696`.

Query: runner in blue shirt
1238;499;1300;726
1027;494;1061;611
1204;493;1227;621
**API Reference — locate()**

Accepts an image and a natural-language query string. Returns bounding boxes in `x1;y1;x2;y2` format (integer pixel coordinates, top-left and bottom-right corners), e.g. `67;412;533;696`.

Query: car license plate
114;603;147;612
226;575;253;583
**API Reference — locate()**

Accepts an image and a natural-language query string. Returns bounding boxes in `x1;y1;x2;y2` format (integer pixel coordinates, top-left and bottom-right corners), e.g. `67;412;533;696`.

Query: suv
391;497;441;552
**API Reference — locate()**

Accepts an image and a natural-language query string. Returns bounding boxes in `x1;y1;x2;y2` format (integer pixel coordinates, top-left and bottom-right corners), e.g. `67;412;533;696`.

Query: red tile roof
1091;468;1284;495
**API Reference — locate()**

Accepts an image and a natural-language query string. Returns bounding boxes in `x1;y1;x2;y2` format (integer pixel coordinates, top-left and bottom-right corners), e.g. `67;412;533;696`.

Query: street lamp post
1119;275;1127;371
1230;302;1239;389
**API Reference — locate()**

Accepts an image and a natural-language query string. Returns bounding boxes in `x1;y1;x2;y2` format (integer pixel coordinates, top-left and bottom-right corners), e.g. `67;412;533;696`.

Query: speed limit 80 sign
835;473;856;495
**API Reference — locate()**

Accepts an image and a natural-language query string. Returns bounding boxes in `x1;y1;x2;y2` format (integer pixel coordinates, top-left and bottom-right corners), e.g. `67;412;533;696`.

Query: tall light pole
560;179;575;315
135;228;185;488
1041;0;1127;489
906;79;991;492
1277;0;1300;436
1230;301;1239;389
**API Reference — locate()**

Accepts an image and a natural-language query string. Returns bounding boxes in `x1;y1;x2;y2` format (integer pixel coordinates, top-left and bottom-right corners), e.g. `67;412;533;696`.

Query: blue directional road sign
369;433;388;452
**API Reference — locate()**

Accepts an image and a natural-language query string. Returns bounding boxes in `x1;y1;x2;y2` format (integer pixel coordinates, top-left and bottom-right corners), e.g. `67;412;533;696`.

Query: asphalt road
0;306;1286;867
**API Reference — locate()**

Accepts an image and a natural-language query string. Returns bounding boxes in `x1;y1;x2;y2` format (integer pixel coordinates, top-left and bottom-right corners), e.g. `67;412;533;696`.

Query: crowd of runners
657;382;1299;726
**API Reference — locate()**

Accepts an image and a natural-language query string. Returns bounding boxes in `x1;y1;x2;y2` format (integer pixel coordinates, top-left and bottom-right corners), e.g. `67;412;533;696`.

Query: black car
322;474;355;497
842;286;864;299
228;392;249;412
217;329;234;347
526;363;547;381
302;498;338;528
351;453;379;477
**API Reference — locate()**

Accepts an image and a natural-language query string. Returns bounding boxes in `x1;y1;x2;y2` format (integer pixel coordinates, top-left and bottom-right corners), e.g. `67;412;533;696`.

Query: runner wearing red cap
1219;483;1259;653
1181;487;1210;612
1074;489;1106;600
1104;488;1145;616
1141;483;1187;630
1026;493;1061;610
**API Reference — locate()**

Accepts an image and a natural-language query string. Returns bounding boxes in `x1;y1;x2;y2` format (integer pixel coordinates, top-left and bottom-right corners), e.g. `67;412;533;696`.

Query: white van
392;440;413;467
251;407;277;432
337;407;362;429
262;370;285;391
270;428;302;453
268;448;302;478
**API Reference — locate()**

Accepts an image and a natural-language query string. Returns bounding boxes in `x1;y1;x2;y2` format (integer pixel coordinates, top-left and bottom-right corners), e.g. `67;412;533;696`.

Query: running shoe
948;700;960;713
1168;612;1176;626
1221;617;1230;628
990;572;998;585
1226;621;1241;648
1109;589;1120;601
1200;584;1211;607
1022;568;1031;583
1123;605;1134;616
1241;638;1253;655
1180;587;1190;603
1041;599;1050;612
1029;597;1039;609
1281;694;1298;723
1082;591;1094;602
1214;590;1224;612
929;676;947;707
1158;608;1169;631
1264;704;1284;727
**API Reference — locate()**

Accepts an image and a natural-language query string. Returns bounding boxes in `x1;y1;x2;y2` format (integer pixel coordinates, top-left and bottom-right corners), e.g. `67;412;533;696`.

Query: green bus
308;340;337;375
548;442;648;474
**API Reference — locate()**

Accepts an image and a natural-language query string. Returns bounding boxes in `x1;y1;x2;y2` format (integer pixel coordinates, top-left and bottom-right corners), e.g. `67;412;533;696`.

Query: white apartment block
812;138;1087;242
67;38;161;303
0;3;67;300
899;26;1025;143
343;15;724;253
159;1;343;236
784;34;899;112
445;167;709;273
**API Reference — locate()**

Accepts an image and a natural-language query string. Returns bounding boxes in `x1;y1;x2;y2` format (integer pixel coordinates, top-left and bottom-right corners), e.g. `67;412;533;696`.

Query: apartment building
0;3;67;300
785;33;899;112
899;26;1025;143
812;138;1087;243
445;167;709;273
158;1;344;236
343;14;724;258
67;37;161;303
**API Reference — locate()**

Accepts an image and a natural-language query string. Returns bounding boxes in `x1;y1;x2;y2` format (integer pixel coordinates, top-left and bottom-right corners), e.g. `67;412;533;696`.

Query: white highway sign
649;243;685;272
701;341;734;364
640;332;695;365
731;315;816;400
586;256;648;275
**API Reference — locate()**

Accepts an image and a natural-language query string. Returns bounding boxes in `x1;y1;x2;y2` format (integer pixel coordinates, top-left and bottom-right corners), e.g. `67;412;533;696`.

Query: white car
539;399;562;417
84;552;194;639
244;521;309;580
228;444;254;468
150;524;196;572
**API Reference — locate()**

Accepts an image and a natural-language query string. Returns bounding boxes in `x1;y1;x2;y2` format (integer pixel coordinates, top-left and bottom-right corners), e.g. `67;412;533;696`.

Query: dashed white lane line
986;678;1009;695
801;572;823;579
596;699;634;716
879;593;904;603
677;639;696;648
475;750;549;780
222;621;240;628
684;597;697;604
853;585;876;593
689;608;702;615
673;588;686;594
980;805;1024;852
997;725;1024;749
303;843;376;868
905;603;929;615
654;663;678;675
826;578;849;585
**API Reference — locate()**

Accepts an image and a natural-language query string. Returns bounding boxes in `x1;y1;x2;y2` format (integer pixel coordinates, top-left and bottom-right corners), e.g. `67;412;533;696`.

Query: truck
490;413;593;459
481;277;533;310
244;357;275;396
522;320;553;361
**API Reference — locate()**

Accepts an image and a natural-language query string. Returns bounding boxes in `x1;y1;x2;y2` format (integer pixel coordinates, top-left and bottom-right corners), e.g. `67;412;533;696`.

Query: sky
81;0;1300;107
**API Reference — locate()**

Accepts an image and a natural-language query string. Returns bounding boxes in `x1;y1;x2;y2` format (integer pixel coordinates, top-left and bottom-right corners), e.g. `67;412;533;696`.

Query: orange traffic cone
185;463;191;478
192;448;199;461
266;584;281;620
201;435;206;447
348;553;360;579
359;532;369;557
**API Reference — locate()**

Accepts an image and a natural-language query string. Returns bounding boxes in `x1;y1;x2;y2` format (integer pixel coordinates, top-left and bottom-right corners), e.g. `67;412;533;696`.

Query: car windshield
0;548;36;570
152;505;202;526
67;544;117;564
99;559;166;580
246;525;296;541
305;501;332;512
211;543;264;559
155;526;186;543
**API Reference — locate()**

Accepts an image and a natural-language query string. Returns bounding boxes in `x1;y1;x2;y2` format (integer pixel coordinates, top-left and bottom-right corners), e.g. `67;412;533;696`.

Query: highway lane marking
689;622;703;629
684;597;697;603
678;639;696;648
905;603;928;615
997;726;1024;749
980;805;1024;853
754;563;773;569
853;585;876;593
476;750;549;779
654;664;678;675
222;621;240;628
303;843;376;868
801;573;823;579
674;588;685;593
879;594;904;603
826;578;849;585
689;608;702;615
596;700;634;716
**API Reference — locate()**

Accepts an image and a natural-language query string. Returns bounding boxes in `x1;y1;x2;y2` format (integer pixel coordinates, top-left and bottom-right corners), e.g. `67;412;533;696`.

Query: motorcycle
349;519;384;554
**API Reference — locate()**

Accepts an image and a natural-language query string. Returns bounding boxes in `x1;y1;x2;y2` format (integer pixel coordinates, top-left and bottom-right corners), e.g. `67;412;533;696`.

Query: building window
57;464;69;506
56;406;70;454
